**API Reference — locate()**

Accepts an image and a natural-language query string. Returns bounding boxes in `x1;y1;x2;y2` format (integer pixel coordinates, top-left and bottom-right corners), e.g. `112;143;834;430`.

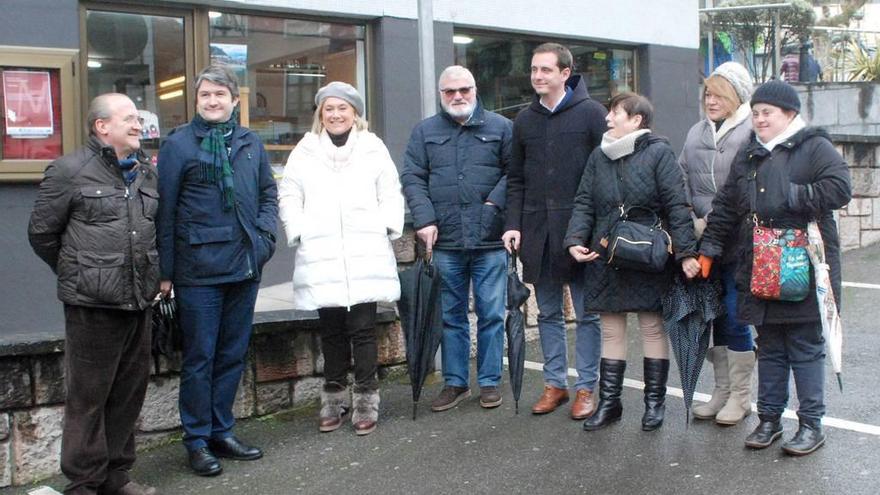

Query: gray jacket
678;106;753;218
28;137;160;311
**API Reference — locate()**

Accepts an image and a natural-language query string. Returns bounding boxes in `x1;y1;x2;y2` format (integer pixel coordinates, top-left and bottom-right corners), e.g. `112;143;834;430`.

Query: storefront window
209;13;366;165
85;10;187;159
454;32;636;119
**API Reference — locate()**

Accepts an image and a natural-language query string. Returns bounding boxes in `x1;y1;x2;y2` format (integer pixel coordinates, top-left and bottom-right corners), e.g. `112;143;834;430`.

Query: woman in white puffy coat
278;82;404;436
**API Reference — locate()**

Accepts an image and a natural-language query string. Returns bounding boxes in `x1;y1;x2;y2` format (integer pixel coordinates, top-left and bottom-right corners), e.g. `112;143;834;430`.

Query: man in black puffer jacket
28;93;158;495
402;65;512;412
503;43;608;420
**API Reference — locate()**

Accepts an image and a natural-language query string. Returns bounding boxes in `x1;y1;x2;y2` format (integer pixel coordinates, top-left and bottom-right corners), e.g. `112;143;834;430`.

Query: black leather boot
641;358;669;431
744;415;784;449
782;419;826;456
583;359;626;431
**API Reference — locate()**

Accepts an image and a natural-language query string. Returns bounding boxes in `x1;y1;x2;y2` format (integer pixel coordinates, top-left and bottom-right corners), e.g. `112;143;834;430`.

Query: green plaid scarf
194;106;239;210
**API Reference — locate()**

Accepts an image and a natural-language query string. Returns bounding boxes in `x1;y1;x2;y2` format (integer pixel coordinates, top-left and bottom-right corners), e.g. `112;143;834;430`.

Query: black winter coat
28;137;160;310
505;75;608;283
700;127;852;325
564;134;697;313
401;103;512;250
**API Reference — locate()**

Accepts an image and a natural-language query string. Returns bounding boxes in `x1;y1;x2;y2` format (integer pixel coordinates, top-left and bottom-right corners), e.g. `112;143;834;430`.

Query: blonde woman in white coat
678;62;755;426
278;82;404;436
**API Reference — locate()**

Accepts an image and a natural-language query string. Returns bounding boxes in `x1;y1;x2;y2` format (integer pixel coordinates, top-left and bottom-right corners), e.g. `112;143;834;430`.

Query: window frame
0;46;81;182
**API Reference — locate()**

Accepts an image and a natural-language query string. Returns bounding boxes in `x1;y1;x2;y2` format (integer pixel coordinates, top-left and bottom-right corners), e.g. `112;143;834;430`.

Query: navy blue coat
402;103;512;250
157;120;278;286
504;75;608;283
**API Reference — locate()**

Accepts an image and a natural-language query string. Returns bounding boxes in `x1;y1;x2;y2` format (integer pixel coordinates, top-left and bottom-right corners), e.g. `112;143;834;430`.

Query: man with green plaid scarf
157;64;278;477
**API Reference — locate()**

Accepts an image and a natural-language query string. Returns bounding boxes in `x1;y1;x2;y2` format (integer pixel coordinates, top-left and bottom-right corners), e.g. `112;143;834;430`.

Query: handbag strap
608;159;661;226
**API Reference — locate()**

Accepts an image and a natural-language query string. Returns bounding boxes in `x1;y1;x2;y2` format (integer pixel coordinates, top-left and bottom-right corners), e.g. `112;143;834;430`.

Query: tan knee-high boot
692;346;730;420
715;349;755;425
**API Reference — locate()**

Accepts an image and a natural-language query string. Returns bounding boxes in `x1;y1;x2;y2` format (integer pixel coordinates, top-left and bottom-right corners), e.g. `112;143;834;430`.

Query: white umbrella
806;221;844;392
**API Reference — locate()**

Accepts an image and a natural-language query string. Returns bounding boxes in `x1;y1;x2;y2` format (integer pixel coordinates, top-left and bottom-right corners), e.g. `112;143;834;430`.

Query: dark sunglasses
439;86;474;97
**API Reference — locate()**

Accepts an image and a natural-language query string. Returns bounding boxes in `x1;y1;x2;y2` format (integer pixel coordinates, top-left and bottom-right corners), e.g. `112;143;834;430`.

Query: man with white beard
402;65;513;412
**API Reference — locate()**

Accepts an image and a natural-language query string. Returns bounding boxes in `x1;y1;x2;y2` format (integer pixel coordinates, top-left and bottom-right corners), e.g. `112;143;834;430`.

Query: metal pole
773;10;781;79
417;0;436;119
707;0;715;72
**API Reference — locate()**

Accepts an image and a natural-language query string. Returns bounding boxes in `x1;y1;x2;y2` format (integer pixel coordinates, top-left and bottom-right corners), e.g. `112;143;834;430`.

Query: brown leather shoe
531;385;569;414
570;388;596;420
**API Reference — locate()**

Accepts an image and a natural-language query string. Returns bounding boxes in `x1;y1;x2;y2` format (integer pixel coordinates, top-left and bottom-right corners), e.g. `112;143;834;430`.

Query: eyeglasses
439;86;474;97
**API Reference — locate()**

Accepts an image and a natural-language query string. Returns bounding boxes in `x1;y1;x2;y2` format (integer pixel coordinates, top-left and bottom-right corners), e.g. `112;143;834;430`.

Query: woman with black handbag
564;92;700;432
698;81;851;455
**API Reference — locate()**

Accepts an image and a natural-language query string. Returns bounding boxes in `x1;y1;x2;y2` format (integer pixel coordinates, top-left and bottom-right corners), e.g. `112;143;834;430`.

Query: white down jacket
278;129;404;310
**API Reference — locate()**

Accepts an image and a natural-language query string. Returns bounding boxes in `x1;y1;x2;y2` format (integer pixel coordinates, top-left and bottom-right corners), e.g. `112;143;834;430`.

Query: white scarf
758;115;807;151
713;102;751;144
600;129;652;161
318;128;358;172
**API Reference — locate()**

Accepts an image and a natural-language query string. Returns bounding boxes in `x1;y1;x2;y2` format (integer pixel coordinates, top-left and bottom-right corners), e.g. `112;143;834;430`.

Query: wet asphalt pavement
8;244;880;495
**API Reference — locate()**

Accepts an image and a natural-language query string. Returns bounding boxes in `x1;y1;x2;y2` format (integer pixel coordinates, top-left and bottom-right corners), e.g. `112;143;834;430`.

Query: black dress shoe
744;419;783;449
782;421;826;456
189;447;222;476
208;436;263;461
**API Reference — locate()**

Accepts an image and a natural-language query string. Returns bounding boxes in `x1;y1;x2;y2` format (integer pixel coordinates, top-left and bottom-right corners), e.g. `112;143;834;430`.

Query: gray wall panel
371;18;454;169
638;45;701;154
0;0;79;49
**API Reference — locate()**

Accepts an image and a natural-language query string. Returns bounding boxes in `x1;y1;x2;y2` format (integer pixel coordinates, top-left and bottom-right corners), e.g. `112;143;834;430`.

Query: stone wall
834;135;880;250
0;312;406;488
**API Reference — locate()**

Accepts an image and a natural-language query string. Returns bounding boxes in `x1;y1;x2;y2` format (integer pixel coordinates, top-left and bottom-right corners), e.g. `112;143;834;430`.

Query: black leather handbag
606;205;672;273
602;161;672;273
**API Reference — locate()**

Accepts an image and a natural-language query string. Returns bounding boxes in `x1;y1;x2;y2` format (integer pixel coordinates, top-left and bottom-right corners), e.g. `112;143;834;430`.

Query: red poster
3;70;54;138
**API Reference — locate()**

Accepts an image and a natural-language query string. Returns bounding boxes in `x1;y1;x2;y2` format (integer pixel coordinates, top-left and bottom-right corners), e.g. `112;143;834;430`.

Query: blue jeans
713;263;754;352
755;321;826;423
434;248;507;388
534;270;602;391
176;280;259;451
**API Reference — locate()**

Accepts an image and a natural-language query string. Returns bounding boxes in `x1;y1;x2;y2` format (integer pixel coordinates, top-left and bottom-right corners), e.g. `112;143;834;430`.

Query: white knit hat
711;62;753;105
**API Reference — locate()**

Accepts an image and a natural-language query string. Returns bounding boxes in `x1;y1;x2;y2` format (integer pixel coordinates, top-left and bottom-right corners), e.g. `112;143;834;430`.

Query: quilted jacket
28;137;160;310
564;133;697;313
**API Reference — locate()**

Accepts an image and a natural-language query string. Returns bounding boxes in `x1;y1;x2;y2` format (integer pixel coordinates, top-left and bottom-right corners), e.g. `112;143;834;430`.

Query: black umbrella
661;273;724;425
151;294;182;374
505;248;531;414
397;256;444;419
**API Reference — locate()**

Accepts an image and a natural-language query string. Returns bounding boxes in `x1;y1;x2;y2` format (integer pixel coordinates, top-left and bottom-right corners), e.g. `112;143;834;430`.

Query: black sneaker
431;386;471;412
479;386;503;408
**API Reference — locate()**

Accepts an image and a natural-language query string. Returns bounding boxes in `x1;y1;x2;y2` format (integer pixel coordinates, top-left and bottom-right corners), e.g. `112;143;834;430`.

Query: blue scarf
118;153;139;185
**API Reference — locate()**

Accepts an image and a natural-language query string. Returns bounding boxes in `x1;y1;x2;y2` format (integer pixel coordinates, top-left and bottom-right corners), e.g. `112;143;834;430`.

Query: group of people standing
27;38;850;495
405;42;850;462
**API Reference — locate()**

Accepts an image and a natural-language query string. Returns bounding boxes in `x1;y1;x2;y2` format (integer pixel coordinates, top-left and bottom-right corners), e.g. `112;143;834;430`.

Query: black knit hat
750;80;800;113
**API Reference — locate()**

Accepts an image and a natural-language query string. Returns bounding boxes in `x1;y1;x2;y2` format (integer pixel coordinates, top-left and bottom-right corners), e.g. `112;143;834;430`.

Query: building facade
0;0;700;335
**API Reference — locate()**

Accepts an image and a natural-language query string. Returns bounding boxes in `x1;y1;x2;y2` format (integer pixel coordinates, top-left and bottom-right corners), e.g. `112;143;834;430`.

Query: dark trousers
176;281;259;451
318;302;378;393
61;305;151;495
755;320;826;424
713;263;754;352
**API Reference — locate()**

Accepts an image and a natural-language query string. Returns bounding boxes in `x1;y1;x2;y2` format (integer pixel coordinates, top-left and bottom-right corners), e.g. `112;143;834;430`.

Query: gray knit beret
315;81;365;116
751;80;801;113
711;62;754;105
